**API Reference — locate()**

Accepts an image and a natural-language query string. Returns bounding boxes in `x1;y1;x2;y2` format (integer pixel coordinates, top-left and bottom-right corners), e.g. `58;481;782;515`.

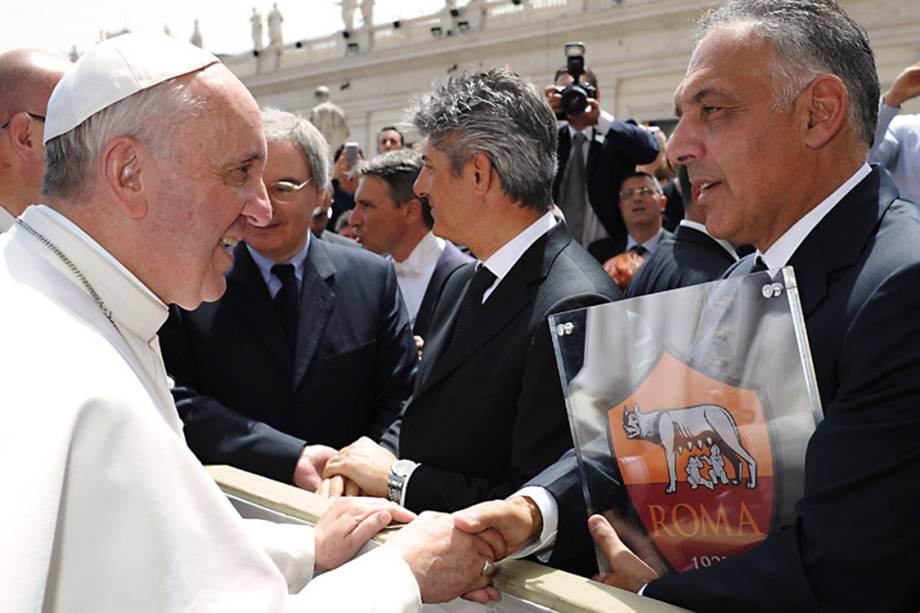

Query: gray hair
409;68;556;212
261;107;329;189
359;149;432;228
44;78;204;201
696;0;878;146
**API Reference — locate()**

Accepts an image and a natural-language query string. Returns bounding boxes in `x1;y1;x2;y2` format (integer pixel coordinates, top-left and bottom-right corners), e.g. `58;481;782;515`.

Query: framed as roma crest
550;267;821;576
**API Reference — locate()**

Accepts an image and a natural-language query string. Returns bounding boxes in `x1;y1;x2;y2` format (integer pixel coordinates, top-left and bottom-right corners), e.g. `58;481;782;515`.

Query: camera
556;42;597;119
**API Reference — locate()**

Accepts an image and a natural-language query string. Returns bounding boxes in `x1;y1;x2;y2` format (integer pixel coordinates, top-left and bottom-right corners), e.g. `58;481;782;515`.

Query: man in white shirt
320;68;620;523
352;148;473;338
0;32;497;612
0;49;71;232
454;1;920;611
869;59;920;203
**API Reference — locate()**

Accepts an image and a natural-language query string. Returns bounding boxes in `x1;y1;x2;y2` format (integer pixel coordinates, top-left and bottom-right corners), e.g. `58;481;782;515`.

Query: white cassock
0;205;421;613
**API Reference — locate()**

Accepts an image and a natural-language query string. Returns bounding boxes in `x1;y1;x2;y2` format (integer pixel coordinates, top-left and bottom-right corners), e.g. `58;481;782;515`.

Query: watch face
392;459;416;477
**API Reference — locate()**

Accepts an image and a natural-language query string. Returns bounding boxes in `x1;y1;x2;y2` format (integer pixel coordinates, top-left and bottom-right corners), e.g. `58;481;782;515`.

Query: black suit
395;222;622;513
625;224;736;297
534;168;920;611
412;241;473;339
587;228;673;264
160;239;417;484
553;120;660;242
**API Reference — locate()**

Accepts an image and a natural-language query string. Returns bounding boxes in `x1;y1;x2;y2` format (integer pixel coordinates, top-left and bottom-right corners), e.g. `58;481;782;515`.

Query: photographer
548;44;660;247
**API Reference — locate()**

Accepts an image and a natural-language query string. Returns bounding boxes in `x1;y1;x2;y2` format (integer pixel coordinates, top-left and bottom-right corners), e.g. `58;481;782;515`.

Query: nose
350;206;364;226
413;167;430;198
666;117;700;168
243;178;272;227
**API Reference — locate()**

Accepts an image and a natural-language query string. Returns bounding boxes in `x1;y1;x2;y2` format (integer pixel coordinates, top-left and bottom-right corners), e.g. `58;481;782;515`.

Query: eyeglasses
267;177;312;203
0;112;45;131
619;186;658;200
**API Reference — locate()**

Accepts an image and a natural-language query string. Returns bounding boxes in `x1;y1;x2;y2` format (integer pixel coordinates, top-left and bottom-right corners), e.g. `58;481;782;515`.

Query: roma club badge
607;350;774;573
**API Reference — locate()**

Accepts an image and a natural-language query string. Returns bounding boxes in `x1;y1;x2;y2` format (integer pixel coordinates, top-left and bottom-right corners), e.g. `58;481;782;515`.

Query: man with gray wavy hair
322;68;620;522
455;1;920;611
0;33;497;612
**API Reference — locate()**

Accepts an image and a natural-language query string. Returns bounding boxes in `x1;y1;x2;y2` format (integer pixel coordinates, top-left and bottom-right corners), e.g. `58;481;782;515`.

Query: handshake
299;440;658;604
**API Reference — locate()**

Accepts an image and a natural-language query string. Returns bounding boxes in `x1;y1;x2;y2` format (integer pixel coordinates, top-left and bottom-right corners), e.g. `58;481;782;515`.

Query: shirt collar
625;227;665;253
679;219;739;261
760;163;871;269
393;231;444;278
20;205;168;342
0;204;16;233
481;211;557;285
246;231;311;288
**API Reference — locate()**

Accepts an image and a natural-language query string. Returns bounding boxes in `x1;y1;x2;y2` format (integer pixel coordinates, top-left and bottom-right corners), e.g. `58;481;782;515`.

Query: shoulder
544;238;622;306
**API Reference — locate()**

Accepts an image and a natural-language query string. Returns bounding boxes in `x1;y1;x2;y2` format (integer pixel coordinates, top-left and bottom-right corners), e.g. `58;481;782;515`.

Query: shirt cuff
596;109;614;135
398;461;421;507
508;486;558;561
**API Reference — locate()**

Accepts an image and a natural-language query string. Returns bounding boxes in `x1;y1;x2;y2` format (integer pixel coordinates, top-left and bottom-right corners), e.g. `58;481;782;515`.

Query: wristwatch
387;459;418;503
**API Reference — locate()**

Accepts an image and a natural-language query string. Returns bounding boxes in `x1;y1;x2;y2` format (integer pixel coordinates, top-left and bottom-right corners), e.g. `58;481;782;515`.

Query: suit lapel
788;167;893;317
414;244;456;337
415;224;571;396
292;238;336;389
414;264;471;393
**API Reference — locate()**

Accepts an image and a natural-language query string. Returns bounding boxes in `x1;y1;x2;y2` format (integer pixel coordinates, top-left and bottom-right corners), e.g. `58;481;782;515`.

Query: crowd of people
1;0;918;611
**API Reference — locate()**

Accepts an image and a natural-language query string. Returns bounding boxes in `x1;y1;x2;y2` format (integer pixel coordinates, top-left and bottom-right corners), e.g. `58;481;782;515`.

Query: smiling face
242;138;319;262
152;65;271;308
667;26;807;249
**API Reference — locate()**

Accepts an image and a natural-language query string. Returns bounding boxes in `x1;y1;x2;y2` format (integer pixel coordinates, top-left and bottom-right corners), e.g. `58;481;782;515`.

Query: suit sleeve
160;305;306;484
602;119;660;167
644;261;920;612
369;262;417;453
404;292;617;513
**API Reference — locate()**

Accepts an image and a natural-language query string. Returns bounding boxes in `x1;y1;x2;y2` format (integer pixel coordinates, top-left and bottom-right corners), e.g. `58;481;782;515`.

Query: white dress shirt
566;110;614;246
514;163;872;562
392;231;445;326
0;205;15;233
0;205;422;613
869;100;920;204
397;211;559;504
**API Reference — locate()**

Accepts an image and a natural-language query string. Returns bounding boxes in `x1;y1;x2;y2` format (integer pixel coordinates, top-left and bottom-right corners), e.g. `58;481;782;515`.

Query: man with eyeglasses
160;108;417;491
587;171;672;264
0;49;72;232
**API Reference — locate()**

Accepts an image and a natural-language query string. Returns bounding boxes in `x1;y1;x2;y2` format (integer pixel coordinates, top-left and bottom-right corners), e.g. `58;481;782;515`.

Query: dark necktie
630;244;648;257
271;263;299;353
449;265;497;349
559;131;588;243
750;256;768;273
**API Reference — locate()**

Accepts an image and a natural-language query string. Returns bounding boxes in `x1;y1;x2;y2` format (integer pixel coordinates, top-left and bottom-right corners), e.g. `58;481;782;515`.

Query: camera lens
561;85;589;116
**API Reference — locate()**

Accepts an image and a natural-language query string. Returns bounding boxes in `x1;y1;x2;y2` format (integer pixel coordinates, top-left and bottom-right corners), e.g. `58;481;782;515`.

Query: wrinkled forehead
674;24;776;106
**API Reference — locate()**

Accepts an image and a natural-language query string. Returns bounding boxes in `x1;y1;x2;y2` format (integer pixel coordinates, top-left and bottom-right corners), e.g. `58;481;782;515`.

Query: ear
5;113;42;163
100;137;148;220
659;194;667;214
800;74;849;149
403;198;423;224
468;153;494;197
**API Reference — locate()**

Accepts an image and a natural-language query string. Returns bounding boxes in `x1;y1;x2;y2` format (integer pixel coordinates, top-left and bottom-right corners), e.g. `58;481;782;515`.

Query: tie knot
573;131;588;145
271;263;296;286
629;244;648;257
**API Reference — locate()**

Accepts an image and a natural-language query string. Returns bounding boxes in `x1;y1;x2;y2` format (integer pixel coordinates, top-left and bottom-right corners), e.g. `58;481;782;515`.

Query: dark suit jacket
395;222;622;513
535;168;920;611
587;228;673;264
412;241;473;339
160;239;417;484
553;120;660;242
625;224;736;297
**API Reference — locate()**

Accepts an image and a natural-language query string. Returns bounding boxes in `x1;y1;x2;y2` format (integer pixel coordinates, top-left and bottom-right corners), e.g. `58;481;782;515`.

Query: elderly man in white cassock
0;33;500;612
